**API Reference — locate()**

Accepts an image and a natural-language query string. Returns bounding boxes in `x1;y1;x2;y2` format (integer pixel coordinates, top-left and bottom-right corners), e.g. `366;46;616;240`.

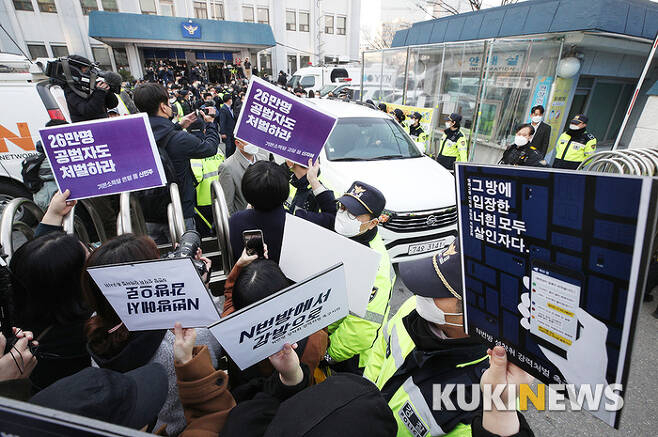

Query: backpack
21;153;46;193
136;130;177;223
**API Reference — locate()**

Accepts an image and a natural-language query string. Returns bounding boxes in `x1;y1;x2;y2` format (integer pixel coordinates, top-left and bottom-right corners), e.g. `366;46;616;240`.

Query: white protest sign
279;214;381;317
87;258;221;331
210;263;349;370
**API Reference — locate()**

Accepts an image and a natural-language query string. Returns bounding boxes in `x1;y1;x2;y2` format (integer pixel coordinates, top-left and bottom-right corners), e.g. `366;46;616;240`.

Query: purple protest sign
38;113;166;200
234;76;338;166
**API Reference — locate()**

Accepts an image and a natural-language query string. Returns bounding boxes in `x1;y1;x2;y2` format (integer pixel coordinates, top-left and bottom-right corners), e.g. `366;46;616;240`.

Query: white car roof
308;99;387;119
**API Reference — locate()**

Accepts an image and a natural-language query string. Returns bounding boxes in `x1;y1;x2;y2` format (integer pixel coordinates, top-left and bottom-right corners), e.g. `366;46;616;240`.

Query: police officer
553;114;596;170
392;108;406;126
500;124;547;167
364;239;496;437
437;113;468;170
325;181;395;374
171;89;189;123
192;149;225;236
407;112;424;138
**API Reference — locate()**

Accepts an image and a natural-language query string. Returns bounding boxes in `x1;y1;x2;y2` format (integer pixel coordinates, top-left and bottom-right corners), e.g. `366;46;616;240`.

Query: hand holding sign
173;322;197;366
269;343;304;386
42;190;76;227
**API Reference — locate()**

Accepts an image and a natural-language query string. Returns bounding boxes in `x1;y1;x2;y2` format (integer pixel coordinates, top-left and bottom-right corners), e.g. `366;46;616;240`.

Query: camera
45;56;120;96
163;230;209;278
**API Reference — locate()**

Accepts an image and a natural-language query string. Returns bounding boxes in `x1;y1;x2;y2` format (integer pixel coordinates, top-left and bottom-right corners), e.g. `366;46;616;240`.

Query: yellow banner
546;78;574;154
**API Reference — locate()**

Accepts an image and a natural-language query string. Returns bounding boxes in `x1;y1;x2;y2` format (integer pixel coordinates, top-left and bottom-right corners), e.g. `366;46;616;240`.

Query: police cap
337;181;386;218
398;237;463;299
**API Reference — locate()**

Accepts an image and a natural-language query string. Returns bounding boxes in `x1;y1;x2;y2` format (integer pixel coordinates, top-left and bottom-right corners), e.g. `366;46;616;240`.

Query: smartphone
529;259;584;359
242;229;265;258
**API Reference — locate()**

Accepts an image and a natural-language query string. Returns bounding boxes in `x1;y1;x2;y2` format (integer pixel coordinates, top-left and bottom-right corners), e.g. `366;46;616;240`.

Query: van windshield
324;117;422;161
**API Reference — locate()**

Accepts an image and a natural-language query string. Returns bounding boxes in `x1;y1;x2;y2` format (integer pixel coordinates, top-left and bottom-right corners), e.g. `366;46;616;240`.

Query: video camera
162;230;210;279
45;56;121;98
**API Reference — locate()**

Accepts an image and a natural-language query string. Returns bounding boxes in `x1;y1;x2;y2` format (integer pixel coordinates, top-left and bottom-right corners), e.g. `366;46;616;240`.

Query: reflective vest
555;131;596;163
364;296;489;437
191;151;225;225
439;130;468;162
173;101;184;123
327;232;395;367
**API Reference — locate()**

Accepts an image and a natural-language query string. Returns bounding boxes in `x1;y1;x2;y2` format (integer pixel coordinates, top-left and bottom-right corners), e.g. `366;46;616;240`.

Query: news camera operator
133;82;220;236
46;55;118;122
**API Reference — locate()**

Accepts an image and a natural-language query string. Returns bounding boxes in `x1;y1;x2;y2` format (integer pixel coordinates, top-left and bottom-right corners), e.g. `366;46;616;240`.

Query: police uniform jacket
364;297;489;437
555;129;596;163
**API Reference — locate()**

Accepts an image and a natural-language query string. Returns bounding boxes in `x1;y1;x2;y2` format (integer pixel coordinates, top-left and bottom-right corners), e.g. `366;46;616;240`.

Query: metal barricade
62;199;107;245
116;192;147;236
0;199;43;261
211;180;233;274
579;148;658;176
168;183;186;244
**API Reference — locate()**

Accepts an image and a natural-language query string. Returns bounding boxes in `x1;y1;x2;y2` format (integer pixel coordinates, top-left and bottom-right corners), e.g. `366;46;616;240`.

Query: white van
288;65;362;90
311;99;458;263
0;53;70;210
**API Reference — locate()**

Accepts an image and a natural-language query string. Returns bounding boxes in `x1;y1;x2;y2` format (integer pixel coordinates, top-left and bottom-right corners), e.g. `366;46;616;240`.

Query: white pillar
126;44;143;78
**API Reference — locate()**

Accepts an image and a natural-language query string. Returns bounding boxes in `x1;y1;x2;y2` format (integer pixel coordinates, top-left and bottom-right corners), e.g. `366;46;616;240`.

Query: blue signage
181;21;201;39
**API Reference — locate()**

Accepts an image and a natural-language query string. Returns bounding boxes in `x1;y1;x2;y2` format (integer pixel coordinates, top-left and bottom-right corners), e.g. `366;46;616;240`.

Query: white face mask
445;121;452;129
242;143;259;155
514;135;529;146
415;296;463;327
334;209;364;237
569;124;582;130
531;115;542;123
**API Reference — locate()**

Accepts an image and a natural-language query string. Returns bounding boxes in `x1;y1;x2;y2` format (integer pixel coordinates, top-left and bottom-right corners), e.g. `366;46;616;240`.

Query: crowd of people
9;52;658;436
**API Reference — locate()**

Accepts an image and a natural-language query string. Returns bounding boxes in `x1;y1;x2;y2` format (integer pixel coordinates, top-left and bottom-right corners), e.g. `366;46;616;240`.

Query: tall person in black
218;94;237;158
529;105;551;158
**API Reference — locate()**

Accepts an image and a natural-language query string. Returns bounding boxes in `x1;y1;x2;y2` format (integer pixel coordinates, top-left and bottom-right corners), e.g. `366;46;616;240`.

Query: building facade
0;0;360;79
362;0;658;163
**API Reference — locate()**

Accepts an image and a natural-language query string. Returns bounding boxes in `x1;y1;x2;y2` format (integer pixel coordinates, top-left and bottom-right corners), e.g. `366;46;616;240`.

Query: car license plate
407;237;452;255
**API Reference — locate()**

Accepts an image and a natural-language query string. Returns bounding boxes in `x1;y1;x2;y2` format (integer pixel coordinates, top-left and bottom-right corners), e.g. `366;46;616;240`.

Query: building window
159;0;174;16
285;10;296;31
210;1;224;20
243;6;254;23
336;16;346;35
139;0;156;15
113;47;129;75
80;0;98;15
325;15;334;34
12;0;33;11
300;55;310;67
194;1;207;19
27;44;48;60
37;0;57;13
257;7;269;25
287;55;298;75
50;44;69;57
101;0;118;12
92;47;112;71
299;12;309;32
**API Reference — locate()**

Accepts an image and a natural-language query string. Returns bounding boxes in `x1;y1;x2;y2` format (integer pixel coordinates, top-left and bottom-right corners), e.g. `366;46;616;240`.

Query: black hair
83;234;161;358
134;82;169;116
10;232;89;333
393;109;405;123
241;161;290;211
308;90;315;98
223;94;232;103
516;123;535;136
378;103;387;112
531;105;545;115
233;260;293;310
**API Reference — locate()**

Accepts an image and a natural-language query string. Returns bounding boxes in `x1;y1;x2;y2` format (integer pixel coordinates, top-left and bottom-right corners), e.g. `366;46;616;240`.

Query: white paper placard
210;263;349;370
87;258;221;331
279;214;381;317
